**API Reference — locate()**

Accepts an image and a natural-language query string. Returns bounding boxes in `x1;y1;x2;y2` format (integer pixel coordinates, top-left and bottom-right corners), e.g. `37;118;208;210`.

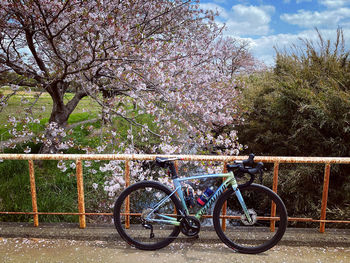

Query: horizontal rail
0;212;113;216
0;153;350;164
2;211;349;224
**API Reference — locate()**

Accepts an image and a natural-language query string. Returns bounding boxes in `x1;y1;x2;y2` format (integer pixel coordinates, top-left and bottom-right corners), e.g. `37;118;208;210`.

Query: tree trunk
39;81;86;153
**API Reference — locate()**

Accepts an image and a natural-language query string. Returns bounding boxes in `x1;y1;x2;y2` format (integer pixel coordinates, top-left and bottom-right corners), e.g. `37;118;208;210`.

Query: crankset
180;216;201;237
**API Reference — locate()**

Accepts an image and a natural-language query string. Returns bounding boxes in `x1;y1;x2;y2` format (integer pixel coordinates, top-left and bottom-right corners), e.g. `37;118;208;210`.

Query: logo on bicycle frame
196;182;228;217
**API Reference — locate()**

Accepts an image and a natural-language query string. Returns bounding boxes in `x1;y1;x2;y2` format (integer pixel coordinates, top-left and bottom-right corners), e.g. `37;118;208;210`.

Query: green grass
0;160;32;222
0;89;104;223
0;158;116;223
1;90;51;123
0;159;78;222
0;86;166;223
0;88;100;141
0;88;99;122
0;89;162;223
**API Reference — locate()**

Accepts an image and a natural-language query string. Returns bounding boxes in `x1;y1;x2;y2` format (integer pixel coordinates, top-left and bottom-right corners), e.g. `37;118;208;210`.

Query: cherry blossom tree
0;0;255;197
214;37;259;77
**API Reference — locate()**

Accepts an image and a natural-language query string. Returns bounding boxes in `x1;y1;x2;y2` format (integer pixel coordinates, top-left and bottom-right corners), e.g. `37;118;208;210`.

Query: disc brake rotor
241;209;257;225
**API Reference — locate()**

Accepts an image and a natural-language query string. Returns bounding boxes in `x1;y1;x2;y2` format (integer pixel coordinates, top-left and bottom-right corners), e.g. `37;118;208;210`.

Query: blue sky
199;0;350;65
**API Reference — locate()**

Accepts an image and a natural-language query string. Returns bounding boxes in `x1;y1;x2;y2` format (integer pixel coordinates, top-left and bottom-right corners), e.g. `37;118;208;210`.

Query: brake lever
243;153;255;166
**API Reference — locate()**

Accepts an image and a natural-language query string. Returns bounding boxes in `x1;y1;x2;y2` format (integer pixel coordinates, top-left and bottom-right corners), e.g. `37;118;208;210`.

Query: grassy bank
0;88;100;141
0;88;160;223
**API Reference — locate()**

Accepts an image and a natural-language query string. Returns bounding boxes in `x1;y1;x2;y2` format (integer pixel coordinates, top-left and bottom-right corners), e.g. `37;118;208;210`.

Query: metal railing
0;153;350;233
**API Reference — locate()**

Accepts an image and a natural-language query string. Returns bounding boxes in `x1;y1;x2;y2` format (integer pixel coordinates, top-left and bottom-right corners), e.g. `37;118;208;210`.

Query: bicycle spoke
114;181;181;250
213;184;287;254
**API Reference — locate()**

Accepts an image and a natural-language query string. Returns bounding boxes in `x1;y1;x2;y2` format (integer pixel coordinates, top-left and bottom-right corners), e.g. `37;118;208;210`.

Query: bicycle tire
114;181;182;250
213;183;287;254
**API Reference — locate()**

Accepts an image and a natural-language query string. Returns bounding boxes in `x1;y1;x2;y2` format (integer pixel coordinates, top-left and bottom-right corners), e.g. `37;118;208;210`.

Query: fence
0;153;350;233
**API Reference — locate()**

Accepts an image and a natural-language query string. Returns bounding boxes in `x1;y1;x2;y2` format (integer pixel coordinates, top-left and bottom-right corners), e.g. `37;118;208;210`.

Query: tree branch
65;89;88;116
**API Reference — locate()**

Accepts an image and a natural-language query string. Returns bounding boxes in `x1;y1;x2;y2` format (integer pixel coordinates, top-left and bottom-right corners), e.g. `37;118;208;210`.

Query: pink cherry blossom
0;0;258;198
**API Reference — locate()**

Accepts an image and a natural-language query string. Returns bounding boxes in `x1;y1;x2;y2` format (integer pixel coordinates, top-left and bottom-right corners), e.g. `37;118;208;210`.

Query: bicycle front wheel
113;181;182;250
213;184;287;254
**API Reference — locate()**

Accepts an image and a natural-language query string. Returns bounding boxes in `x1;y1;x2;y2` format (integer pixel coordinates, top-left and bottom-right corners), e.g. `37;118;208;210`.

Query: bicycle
113;154;288;254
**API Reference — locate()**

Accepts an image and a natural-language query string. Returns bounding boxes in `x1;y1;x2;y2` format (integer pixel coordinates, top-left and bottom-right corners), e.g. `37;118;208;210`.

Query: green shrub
237;29;350;226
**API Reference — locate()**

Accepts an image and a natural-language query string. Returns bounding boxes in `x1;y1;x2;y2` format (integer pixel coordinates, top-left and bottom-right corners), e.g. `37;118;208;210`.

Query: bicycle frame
146;171;253;226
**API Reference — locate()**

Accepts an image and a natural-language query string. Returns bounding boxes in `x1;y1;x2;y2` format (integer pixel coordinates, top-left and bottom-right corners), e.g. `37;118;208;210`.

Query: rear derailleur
142;222;155;239
141;208;155;239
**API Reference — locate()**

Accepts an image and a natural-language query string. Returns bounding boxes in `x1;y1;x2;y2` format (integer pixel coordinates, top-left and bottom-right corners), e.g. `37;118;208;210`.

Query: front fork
232;181;253;224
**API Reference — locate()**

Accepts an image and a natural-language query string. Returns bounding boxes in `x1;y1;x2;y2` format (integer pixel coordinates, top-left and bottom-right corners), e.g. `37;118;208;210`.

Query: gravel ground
1;237;349;263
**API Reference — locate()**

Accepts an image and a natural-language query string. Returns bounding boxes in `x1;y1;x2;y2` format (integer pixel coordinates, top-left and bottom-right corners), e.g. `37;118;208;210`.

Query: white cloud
319;0;350;8
231;4;275;22
222;4;275;36
201;0;350;66
200;3;275;36
280;8;350;28
249;34;301;66
249;28;350;66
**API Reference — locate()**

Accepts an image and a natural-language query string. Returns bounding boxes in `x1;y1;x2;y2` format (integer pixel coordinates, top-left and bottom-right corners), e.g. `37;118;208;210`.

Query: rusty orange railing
0;154;350;233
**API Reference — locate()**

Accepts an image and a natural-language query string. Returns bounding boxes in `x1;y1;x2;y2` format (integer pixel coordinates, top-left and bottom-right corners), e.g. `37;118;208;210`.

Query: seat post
168;162;178;179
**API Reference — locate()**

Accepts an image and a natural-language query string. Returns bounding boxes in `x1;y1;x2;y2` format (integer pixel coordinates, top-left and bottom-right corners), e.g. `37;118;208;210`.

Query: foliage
0;0;259;212
237;29;350;223
0;0;250;156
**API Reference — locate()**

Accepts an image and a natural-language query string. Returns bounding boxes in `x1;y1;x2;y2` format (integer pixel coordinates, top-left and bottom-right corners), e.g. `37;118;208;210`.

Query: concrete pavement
0;222;349;247
1;237;350;263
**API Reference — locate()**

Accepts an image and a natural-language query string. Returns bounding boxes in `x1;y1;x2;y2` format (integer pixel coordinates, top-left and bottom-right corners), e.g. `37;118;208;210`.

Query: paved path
1;222;349;247
1;223;350;262
1;237;350;263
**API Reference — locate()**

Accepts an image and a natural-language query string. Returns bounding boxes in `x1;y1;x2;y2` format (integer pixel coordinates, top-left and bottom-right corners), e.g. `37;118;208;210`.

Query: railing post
28;160;39;227
174;160;179;216
222;162;228;231
320;163;331;233
270;162;279;232
125;160;130;229
76;160;86;229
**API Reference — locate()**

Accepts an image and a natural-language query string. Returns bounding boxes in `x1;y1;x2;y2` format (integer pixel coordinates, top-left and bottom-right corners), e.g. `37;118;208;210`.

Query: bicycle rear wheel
213;184;287;254
113;181;182;250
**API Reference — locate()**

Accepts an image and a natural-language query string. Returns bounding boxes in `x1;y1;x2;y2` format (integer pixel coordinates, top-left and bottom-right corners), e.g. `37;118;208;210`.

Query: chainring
180;216;201;237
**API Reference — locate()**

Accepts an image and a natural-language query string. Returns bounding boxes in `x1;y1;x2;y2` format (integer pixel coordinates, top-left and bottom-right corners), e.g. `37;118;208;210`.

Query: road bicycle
113;154;288;254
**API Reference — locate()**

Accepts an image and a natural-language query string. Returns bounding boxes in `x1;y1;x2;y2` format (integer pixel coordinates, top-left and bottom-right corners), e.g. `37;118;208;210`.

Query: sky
199;0;350;65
